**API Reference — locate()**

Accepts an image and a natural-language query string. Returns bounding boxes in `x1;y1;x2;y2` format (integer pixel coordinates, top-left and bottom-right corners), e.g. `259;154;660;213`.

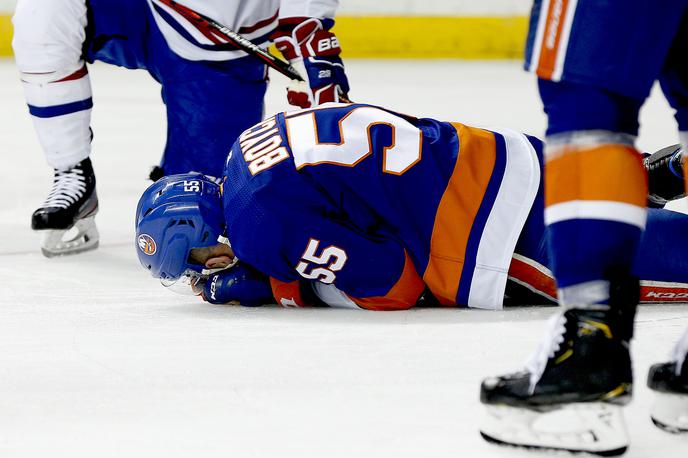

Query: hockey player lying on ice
135;103;688;310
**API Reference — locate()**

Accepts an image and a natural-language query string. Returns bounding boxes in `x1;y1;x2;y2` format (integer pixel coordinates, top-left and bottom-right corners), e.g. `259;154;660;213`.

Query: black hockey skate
648;330;688;433
480;275;639;456
644;144;686;208
32;158;99;257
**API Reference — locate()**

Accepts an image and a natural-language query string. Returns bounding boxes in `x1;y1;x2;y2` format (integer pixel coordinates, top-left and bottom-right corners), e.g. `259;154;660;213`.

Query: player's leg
648;329;688;433
506;136;558;305
648;12;688;433
153;55;268;178
632;208;688;300
508;144;688;305
660;11;688;173
636;209;688;432
12;0;98;256
482;0;687;454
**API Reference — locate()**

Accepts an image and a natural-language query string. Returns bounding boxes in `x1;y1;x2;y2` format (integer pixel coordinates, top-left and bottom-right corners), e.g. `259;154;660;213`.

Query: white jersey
148;0;339;62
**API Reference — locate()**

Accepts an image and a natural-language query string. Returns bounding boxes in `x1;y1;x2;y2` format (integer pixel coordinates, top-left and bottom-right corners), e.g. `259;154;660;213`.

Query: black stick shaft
160;0;304;82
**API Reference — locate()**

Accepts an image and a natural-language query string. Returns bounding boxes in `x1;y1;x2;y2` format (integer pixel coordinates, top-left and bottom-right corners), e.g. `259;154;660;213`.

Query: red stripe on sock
54;65;88;83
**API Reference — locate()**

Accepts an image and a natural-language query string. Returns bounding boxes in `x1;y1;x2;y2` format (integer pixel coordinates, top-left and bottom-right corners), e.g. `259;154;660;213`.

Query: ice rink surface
1;59;687;457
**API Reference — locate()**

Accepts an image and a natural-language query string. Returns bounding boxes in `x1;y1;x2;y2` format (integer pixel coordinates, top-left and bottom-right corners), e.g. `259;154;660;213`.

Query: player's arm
262;216;426;311
200;239;424;311
198;236;424;311
200;263;275;307
272;0;349;108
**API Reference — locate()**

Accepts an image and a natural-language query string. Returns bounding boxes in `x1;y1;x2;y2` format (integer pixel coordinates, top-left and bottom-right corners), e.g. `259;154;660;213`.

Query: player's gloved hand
272;18;350;108
201;263;274;307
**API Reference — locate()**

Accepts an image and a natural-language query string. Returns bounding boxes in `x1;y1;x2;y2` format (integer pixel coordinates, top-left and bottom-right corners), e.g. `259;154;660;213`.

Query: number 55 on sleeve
243;213;426;311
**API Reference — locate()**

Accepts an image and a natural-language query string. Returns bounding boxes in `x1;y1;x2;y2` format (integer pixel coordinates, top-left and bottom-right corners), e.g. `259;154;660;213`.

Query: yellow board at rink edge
0;15;528;59
0;14;10;56
335;16;528;59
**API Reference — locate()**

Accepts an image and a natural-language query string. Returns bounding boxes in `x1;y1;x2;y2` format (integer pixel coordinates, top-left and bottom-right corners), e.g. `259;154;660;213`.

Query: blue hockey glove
201;263;274;307
272;18;350;108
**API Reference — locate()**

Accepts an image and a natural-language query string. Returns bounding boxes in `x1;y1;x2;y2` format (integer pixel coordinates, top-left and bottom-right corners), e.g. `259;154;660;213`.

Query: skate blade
480;403;628;456
40;216;100;258
650;392;688;434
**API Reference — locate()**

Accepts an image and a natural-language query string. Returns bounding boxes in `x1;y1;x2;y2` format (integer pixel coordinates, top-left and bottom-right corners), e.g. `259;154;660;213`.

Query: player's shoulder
224;113;290;182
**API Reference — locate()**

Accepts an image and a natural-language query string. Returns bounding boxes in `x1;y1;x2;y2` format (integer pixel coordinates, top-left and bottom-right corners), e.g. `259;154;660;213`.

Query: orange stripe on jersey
536;0;570;80
545;145;647;207
350;251;425;311
269;278;306;307
423;123;496;306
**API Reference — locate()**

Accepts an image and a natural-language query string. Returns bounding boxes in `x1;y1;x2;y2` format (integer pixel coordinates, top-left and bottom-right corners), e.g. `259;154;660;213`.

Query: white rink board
1;59;687;458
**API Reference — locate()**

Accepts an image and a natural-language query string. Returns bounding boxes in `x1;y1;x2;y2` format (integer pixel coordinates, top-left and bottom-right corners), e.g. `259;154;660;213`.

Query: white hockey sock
21;66;94;170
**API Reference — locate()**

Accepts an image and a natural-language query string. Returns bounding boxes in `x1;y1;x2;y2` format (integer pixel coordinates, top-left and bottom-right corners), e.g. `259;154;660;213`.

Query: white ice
1;59;687;458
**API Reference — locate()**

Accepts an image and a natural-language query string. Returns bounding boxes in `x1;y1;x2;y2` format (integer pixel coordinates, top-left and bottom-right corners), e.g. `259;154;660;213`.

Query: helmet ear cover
135;173;225;281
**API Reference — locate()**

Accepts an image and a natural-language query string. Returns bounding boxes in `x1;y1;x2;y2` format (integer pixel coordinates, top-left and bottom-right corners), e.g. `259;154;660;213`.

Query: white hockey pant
12;0;92;170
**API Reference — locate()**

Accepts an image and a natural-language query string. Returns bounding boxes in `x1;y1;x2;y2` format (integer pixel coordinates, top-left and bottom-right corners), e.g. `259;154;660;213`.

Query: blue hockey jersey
222;103;541;310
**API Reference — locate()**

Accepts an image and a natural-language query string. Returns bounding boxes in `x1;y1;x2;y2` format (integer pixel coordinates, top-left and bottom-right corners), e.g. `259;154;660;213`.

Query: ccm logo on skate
138;234;157;256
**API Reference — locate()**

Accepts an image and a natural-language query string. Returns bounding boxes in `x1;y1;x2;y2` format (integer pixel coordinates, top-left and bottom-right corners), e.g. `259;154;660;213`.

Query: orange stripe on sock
684;153;688;192
545;144;647;207
351;251;425;311
423;123;496;306
536;0;570;80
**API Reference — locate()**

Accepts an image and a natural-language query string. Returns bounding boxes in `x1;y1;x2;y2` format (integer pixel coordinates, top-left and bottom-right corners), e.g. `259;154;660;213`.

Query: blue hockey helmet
135;173;225;282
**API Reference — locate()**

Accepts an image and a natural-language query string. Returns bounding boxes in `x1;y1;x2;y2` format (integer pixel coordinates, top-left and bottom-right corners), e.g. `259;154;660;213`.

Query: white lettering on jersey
239;117;290;175
545;0;564;50
295;238;347;284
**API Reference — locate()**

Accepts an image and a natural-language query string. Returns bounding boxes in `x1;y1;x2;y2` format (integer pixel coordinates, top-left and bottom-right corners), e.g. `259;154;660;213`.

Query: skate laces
42;167;87;209
525;312;567;393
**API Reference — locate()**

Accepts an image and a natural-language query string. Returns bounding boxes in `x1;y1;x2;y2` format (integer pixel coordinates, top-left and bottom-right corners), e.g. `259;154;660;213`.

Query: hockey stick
157;0;351;103
158;0;305;82
159;0;305;81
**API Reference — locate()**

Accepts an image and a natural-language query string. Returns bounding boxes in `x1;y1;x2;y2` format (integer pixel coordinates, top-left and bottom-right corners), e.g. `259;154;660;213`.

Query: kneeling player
135;103;688;312
14;0;349;257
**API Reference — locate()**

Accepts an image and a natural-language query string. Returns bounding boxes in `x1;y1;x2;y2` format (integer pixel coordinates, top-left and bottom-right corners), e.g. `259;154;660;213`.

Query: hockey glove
201;263;274;307
272;18;350;108
644;144;686;208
